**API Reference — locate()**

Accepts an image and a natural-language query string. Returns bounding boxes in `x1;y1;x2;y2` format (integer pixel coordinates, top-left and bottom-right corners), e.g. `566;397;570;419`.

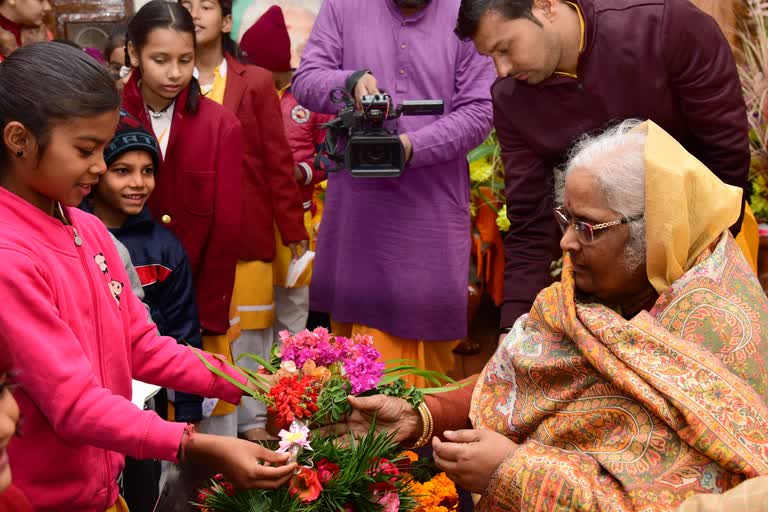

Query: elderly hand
317;395;422;444
432;429;518;494
353;73;381;109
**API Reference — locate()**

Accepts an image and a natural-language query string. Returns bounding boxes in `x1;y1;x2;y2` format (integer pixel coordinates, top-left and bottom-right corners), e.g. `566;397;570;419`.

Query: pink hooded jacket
0;187;247;511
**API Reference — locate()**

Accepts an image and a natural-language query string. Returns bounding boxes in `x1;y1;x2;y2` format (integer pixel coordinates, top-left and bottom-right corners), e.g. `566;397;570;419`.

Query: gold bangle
406;402;433;449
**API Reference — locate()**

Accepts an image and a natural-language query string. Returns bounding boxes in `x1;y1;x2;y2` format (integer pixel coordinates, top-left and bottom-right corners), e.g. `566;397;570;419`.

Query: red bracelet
178;423;196;462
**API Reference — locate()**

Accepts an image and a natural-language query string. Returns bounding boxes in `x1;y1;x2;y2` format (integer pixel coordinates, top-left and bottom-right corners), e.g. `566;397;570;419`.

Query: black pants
121;390;168;512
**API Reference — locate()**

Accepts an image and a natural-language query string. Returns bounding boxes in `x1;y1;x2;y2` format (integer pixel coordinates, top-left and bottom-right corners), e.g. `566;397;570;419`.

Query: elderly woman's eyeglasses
554;206;642;245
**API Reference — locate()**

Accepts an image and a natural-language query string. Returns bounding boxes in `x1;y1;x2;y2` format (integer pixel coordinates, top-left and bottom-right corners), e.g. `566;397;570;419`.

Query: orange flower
289;467;323;503
400;450;419;462
409;472;459;512
302;359;331;383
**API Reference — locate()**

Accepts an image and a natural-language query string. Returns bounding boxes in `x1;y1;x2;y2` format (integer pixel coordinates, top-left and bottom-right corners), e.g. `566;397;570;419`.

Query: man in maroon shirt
455;0;749;339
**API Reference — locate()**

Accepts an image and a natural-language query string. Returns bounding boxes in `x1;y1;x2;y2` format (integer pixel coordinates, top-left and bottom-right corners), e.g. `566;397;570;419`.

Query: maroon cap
240;5;292;72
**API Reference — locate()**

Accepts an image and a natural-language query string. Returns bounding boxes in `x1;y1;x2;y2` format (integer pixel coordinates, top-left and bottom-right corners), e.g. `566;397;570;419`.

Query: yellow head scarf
640;120;742;293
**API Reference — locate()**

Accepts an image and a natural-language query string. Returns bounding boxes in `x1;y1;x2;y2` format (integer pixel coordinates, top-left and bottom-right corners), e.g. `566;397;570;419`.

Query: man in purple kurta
292;0;494;380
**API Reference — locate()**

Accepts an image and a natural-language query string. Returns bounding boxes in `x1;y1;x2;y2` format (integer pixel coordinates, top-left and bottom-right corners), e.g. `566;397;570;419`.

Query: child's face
8;0;51;27
108;46;125;79
97;150;156;217
130;28;195;104
180;0;232;48
5;110;119;212
0;373;20;494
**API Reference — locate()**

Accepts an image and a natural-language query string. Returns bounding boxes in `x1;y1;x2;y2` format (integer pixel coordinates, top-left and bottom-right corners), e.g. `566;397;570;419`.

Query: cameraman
292;0;495;384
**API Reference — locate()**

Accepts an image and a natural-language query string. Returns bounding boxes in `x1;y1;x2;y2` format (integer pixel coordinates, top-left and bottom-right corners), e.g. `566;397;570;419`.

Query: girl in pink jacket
0;42;296;512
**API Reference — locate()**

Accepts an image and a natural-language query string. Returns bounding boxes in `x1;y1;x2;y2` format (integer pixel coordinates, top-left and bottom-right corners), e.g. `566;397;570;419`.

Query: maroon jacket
495;0;749;328
122;72;243;334
280;88;333;211
223;54;307;259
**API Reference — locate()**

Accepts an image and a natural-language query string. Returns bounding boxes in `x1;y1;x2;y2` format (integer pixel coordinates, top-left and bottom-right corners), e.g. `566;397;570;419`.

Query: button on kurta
161;214;172;224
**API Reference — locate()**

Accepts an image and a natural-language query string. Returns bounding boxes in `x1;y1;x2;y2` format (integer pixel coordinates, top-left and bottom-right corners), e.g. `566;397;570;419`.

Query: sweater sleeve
291;0;351;114
0;248;189;462
406;41;495;169
297;112;334;186
662;0;749;232
424;376;475;440
497;98;557;328
194;118;242;333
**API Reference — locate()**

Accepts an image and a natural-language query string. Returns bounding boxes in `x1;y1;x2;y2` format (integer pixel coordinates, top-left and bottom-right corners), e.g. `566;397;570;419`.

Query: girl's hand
185;433;297;489
432;429;518;494
288;240;309;261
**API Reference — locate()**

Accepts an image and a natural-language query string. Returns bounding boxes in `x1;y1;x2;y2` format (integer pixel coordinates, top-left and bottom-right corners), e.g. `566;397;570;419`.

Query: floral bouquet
193;327;460;512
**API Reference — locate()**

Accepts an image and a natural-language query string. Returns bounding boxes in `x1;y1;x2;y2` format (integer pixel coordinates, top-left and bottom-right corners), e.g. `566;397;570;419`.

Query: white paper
285;250;315;287
201;398;219;418
131;379;162;409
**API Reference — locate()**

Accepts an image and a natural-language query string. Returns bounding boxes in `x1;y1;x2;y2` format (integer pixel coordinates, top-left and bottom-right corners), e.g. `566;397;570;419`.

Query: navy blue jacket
82;203;204;422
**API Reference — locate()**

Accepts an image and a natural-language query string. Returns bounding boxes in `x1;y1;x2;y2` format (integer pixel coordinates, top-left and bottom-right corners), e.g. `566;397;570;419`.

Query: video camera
318;90;444;177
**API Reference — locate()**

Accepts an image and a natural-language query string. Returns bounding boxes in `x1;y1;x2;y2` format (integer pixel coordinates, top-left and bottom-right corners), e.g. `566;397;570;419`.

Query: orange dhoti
331;321;459;388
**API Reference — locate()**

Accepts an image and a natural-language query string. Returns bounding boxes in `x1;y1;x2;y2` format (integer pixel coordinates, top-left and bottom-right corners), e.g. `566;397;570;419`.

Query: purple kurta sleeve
291;0;350;114
663;0;749;231
407;41;495;168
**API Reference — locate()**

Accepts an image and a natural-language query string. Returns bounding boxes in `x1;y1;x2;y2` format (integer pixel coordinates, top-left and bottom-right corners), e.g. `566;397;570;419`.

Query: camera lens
364;143;388;163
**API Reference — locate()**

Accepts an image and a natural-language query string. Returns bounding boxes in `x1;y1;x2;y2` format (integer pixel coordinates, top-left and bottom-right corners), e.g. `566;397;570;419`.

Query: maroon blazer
494;0;749;328
223;54;307;261
122;72;243;334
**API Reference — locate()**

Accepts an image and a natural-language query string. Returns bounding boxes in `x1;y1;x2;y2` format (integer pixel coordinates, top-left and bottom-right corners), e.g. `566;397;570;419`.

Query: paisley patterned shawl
470;233;768;512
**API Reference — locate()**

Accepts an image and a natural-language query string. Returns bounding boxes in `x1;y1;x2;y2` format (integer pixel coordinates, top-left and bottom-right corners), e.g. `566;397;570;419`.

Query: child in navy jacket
83;112;204;423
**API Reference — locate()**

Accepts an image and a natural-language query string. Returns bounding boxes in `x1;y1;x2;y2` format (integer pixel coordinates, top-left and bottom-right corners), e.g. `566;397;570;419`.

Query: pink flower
369;482;400;512
343;342;384;394
316;458;341;484
377;492;400;512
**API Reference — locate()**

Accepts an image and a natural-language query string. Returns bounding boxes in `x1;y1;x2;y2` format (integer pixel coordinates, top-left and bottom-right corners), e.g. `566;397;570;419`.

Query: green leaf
235;352;278;374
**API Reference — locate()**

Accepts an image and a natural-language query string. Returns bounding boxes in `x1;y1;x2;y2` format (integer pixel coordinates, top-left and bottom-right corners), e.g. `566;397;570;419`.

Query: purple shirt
293;0;494;340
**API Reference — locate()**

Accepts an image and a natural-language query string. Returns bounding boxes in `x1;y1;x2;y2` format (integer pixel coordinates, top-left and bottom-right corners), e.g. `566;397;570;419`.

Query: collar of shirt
384;0;433;24
194;57;228;94
553;1;586;79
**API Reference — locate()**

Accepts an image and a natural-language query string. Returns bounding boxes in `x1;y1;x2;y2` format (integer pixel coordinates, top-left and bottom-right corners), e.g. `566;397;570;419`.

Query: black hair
52;38;83;50
218;0;243;60
177;0;242;60
127;0;201;114
104;23;128;61
455;0;543;40
0;42;120;171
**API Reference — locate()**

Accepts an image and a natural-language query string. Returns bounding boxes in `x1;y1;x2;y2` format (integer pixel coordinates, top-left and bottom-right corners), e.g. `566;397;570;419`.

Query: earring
15;150;23;157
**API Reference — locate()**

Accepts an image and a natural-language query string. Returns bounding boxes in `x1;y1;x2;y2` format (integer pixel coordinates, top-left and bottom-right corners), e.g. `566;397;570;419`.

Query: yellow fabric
204;65;227;105
203;260;274;416
331;320;459;388
104;496;129;512
554;2;585;79
640;121;743;293
736;203;760;273
273;211;314;288
230;260;274;329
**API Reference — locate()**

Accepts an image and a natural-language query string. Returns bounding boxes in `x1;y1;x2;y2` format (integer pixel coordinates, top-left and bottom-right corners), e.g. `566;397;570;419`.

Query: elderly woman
335;120;768;511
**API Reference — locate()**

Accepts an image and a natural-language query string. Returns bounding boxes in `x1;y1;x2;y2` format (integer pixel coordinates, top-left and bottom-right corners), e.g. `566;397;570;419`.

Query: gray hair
559;119;647;270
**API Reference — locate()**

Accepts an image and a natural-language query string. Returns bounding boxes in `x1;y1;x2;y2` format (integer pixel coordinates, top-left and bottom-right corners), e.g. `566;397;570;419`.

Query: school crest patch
291;104;311;124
